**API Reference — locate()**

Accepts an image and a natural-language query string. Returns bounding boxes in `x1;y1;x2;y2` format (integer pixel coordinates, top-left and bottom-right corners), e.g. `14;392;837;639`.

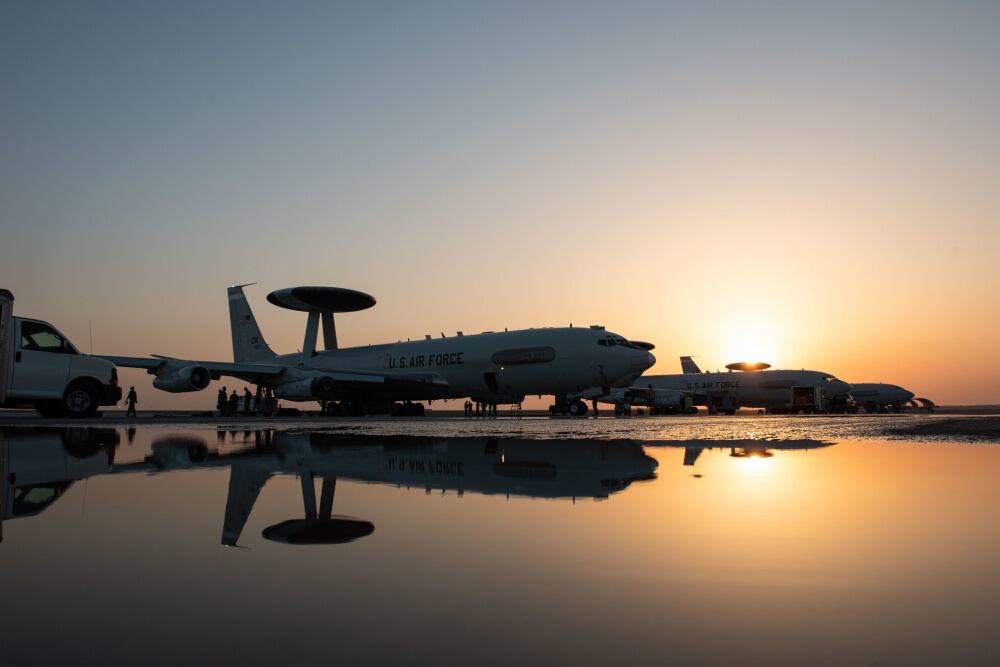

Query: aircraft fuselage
259;327;655;404
612;369;852;413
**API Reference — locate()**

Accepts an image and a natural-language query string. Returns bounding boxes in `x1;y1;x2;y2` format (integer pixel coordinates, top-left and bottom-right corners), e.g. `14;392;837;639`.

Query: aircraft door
9;320;72;399
791;386;816;407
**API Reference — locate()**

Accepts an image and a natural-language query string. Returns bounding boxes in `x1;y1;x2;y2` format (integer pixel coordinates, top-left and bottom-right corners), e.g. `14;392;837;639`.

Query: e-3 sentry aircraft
581;357;853;415
103;285;655;416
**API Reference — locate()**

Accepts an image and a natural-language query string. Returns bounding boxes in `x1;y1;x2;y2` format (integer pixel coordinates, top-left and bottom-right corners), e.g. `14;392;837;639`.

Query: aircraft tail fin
228;284;276;363
680;356;701;374
222;464;272;546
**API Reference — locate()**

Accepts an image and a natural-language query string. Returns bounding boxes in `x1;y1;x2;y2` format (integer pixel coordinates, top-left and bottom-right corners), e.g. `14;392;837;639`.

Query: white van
0;290;122;418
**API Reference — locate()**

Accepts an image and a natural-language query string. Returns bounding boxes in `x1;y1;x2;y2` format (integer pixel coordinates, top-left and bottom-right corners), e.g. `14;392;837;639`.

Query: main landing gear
549;396;589;417
391;401;425;417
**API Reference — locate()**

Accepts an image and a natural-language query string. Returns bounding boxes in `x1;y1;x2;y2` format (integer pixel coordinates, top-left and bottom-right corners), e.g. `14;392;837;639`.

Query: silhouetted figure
217;386;228;416
243;388;253;416
125;386;138;417
228;390;239;416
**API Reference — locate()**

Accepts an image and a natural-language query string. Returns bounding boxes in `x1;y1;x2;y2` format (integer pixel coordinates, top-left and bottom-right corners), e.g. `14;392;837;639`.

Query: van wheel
63;382;99;418
36;401;65;418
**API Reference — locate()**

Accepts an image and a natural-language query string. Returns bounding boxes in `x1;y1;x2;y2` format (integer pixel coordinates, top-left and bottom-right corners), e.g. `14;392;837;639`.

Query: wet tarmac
2;418;999;665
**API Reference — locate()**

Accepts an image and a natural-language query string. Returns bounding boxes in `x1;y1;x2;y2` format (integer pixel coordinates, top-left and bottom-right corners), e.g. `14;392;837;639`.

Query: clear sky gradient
2;1;998;407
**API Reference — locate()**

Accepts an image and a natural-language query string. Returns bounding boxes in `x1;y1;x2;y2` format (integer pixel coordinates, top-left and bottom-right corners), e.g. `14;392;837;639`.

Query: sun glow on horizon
714;312;783;369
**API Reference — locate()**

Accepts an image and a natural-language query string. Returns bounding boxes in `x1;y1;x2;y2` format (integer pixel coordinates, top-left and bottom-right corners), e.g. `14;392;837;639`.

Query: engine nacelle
152;365;211;393
274;376;336;401
149;437;209;469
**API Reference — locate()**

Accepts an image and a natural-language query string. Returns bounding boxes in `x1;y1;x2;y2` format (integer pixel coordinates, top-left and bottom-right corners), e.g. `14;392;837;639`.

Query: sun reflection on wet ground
1;419;998;666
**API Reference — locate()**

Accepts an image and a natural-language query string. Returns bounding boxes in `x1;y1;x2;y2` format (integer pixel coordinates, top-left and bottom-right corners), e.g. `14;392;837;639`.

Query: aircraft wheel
413;402;425;416
568;400;588;417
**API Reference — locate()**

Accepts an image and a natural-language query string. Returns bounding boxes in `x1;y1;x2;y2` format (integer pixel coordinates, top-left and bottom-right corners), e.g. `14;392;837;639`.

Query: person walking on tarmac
217;386;228;416
228;389;239;417
125;386;138;417
243;387;254;416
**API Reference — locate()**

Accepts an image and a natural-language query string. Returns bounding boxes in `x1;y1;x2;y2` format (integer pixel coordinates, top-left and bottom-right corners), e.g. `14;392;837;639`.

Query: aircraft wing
101;355;286;380
101;355;451;389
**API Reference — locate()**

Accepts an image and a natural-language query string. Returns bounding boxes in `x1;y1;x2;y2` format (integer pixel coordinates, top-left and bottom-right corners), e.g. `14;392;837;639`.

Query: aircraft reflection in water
0;428;657;546
641;438;834;466
0;428;835;546
124;433;660;546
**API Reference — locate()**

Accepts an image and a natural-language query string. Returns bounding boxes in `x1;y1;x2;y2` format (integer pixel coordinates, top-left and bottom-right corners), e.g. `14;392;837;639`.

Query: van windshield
20;321;76;354
12;483;72;517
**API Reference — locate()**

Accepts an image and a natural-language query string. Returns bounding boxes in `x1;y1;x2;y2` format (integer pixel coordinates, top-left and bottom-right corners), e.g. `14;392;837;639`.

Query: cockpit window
600;334;643;350
20;321;75;354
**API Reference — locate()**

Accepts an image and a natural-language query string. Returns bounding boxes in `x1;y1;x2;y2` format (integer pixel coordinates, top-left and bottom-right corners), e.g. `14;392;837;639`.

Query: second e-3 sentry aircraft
103;285;656;416
580;356;854;415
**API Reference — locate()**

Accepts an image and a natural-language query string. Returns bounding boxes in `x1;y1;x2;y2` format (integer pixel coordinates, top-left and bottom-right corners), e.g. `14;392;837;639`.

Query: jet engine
152;365;211;392
149;436;210;469
275;376;336;401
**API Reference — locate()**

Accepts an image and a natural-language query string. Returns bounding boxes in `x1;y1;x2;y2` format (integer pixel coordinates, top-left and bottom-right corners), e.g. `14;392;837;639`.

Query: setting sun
714;314;782;369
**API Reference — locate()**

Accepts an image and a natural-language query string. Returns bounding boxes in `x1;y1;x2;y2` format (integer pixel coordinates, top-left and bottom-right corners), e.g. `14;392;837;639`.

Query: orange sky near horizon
1;3;998;408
